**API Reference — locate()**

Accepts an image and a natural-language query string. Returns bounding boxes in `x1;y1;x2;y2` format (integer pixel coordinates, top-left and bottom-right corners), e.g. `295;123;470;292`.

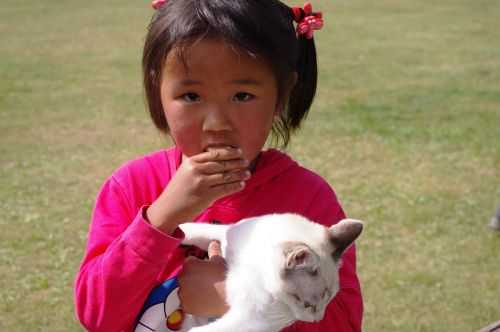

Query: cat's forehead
325;228;338;249
281;240;309;250
280;228;334;248
320;227;337;251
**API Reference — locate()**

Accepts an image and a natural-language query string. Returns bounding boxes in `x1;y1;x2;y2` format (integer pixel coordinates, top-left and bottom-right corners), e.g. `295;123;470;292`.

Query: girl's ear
275;72;298;115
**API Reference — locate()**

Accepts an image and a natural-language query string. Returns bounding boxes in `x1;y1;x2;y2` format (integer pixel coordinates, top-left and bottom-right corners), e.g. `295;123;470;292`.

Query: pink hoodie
74;147;363;331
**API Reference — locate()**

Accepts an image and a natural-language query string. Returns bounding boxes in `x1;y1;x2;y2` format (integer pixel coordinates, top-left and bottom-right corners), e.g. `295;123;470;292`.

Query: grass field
1;0;499;331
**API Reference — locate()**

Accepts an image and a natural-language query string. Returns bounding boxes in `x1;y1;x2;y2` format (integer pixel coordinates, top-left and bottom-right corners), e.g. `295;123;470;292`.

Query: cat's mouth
293;300;329;323
302;310;327;322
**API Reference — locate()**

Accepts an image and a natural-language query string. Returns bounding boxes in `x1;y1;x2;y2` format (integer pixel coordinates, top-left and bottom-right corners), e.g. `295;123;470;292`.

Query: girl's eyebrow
179;79;263;86
229;79;262;86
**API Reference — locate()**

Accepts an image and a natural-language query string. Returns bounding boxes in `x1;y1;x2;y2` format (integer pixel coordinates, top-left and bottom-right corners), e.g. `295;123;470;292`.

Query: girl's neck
249;152;261;173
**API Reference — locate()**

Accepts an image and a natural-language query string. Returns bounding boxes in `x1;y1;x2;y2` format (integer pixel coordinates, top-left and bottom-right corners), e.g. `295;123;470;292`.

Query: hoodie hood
243;148;298;191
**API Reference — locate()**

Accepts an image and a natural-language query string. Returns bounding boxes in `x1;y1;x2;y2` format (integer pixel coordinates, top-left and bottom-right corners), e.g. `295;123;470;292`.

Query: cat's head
279;218;363;322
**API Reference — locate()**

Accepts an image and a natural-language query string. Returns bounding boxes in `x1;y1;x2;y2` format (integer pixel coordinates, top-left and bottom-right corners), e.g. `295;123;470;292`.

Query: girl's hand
147;146;250;233
178;241;229;317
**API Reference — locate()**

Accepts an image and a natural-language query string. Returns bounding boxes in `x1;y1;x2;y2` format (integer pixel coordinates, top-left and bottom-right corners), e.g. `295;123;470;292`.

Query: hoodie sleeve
282;183;363;332
74;175;183;332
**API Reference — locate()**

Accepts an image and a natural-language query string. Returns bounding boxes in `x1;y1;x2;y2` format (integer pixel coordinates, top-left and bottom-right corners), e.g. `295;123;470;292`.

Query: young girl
74;1;363;331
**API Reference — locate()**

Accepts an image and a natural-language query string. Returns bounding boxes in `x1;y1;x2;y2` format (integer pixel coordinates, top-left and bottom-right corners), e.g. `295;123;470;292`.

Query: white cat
179;213;363;332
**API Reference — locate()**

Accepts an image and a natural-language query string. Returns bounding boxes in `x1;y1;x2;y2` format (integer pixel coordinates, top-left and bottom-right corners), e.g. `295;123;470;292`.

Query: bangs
158;0;297;71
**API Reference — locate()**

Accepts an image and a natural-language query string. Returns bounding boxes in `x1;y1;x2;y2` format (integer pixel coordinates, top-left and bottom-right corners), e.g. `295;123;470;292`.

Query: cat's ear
282;242;317;271
329;219;364;261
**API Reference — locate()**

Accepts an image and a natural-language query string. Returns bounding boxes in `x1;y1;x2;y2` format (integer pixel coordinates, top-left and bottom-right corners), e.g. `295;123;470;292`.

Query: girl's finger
207;241;222;258
192;147;243;163
210;180;246;197
204;170;251;187
197;159;249;174
208;241;227;266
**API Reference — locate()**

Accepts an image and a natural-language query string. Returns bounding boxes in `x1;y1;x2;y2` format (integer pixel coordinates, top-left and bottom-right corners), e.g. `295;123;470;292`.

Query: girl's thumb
207;241;225;264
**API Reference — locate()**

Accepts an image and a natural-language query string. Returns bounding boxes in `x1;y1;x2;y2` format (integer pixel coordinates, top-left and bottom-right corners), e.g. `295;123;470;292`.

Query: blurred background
1;0;499;331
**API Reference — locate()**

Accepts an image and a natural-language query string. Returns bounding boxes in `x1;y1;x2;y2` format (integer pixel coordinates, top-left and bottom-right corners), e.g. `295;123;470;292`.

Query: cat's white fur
179;213;363;332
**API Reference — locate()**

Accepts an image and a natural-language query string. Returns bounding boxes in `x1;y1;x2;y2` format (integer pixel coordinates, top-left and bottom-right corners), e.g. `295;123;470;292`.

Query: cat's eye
291;294;301;302
309;269;318;277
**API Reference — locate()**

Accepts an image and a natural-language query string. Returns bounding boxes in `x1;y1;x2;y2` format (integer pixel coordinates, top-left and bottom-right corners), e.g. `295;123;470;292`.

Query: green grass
1;0;499;331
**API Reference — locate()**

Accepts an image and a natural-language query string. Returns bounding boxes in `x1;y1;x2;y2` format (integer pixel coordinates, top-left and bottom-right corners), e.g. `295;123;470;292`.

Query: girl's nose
202;104;232;132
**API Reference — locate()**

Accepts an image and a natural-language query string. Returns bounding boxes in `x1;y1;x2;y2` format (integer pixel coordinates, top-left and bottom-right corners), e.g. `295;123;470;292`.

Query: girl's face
160;38;280;163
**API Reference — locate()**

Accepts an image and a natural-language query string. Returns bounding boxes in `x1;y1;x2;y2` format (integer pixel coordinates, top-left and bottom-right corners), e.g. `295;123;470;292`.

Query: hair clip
152;0;167;10
291;2;324;39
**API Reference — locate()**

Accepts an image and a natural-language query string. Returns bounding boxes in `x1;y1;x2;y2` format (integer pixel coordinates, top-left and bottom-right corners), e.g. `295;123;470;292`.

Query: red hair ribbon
152;0;167;10
291;2;324;39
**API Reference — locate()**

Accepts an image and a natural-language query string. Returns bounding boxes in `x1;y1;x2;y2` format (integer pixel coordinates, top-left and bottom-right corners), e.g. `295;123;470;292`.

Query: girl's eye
182;92;201;103
233;92;255;102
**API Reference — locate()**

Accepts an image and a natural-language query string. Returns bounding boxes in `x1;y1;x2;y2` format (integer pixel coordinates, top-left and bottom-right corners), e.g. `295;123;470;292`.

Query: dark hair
143;0;318;147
